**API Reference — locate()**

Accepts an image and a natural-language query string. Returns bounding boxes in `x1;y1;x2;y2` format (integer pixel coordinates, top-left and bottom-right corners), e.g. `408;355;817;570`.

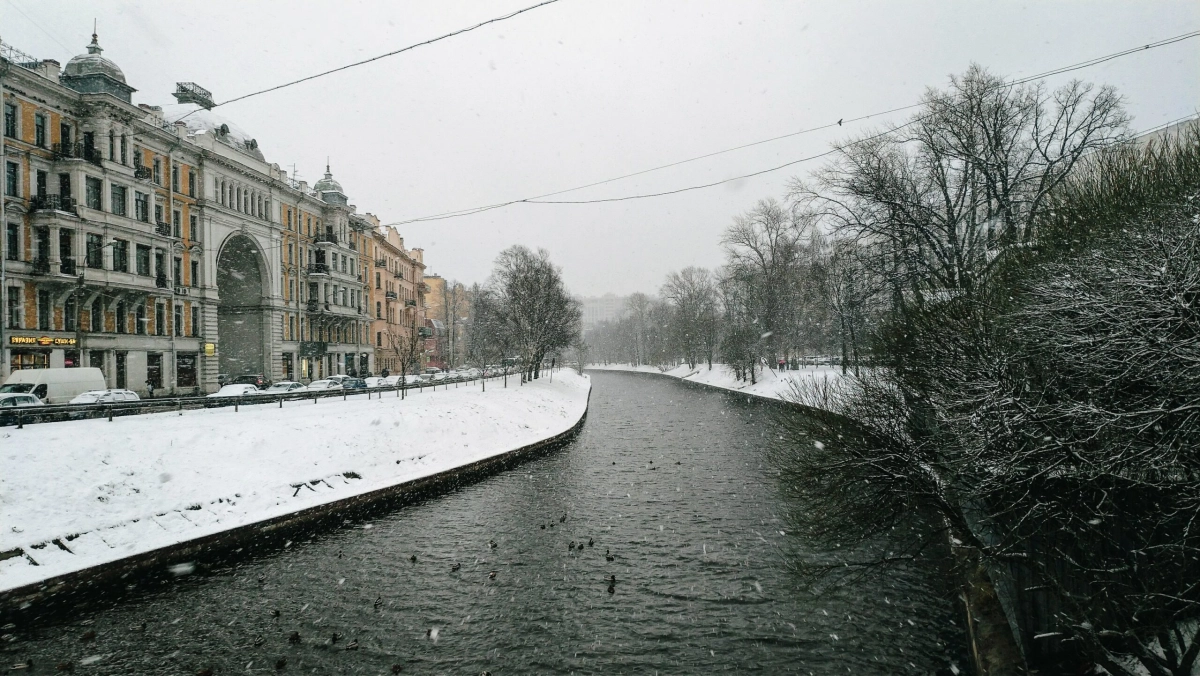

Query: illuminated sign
204;342;217;356
9;335;77;347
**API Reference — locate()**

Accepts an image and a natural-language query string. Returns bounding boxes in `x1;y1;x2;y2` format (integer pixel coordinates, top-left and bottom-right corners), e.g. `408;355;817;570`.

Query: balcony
314;231;338;245
155;222;173;237
306;263;329;275
305;299;332;314
133;166;153;181
405;299;417;307
59;258;77;276
393;270;404;279
52;142;104;166
384;291;398;301
374;258;387;267
31;258;51;275
155;273;169;289
30;194;77;212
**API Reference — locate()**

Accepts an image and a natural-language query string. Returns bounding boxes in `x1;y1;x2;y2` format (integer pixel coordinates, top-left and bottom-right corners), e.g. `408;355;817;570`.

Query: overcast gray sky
6;1;1198;295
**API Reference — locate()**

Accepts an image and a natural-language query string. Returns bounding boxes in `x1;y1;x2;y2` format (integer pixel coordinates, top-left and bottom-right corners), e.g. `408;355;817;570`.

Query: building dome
313;165;343;194
314;164;347;204
63;33;126;83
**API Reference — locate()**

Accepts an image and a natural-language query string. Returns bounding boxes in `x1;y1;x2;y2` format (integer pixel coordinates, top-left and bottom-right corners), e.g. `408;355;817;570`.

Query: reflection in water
3;371;962;674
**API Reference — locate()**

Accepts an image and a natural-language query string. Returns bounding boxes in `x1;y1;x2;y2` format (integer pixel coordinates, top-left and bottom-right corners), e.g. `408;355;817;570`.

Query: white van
0;367;108;404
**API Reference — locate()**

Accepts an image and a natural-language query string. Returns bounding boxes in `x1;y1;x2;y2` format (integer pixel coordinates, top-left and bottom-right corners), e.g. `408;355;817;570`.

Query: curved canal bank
1;371;963;674
0;372;591;610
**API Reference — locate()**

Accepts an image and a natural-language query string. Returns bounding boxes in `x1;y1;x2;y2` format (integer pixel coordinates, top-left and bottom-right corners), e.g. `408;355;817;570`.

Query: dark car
342;378;368;390
231;374;271;389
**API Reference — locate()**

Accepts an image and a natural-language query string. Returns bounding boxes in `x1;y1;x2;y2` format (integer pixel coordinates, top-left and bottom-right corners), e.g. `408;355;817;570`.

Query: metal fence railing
1;372;526;429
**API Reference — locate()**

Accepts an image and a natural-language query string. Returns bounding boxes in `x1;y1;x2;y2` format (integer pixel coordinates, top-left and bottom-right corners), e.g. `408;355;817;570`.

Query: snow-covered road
0;371;590;594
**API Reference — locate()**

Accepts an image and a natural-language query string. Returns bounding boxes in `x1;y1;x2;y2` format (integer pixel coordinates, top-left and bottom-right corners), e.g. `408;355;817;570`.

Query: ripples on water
4;371;963;674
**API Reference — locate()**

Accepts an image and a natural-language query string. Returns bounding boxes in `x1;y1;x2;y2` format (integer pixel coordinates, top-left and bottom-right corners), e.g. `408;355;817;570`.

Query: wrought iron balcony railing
30;194;76;212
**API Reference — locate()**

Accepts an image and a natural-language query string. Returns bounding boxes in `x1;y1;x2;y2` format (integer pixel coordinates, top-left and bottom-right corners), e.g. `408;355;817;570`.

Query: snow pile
586;363;843;401
0;372;590;593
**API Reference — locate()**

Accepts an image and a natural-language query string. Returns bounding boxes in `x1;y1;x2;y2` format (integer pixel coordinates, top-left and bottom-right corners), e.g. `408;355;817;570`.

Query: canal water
3;371;963;674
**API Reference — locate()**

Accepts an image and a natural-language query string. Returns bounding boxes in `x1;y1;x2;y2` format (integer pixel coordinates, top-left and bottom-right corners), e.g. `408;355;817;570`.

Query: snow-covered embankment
0;371;590;599
586;362;841;401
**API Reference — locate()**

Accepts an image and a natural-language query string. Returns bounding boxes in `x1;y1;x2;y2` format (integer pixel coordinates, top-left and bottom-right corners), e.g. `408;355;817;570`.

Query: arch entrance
216;234;268;379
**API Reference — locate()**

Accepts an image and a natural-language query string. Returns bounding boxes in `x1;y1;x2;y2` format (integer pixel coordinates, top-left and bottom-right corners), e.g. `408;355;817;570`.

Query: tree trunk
955;544;1026;676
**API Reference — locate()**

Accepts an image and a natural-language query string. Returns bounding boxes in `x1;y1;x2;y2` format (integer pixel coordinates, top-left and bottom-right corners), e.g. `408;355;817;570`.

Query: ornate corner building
1;33;426;393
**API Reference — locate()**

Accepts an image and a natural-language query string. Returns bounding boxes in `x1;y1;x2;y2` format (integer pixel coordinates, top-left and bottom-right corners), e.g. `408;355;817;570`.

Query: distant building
579;294;626;330
366;221;426;375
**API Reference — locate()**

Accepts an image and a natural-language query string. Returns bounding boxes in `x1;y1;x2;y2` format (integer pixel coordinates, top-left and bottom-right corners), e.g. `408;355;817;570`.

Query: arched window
91;298;103;332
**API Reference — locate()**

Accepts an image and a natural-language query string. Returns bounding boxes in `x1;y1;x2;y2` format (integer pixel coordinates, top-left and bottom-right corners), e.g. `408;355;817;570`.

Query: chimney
174;120;187;138
37;59;60;82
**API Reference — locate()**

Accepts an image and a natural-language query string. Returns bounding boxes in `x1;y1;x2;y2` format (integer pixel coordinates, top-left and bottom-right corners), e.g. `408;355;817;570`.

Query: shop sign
9;335;77;347
204;342;217;356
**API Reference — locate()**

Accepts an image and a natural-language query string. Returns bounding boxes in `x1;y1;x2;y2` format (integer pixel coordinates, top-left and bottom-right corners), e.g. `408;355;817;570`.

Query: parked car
431;372;448;382
327;374;352;384
381;375;403;387
1;367;108;404
69;389;141;405
231;374;270;389
303;379;342;391
342;378;368;390
261;381;305;394
207;384;260;398
364;377;386;388
0;393;44;408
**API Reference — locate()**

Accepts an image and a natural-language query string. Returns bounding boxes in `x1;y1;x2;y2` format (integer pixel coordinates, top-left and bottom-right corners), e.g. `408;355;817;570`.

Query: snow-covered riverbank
0;371;590;595
586;362;842;401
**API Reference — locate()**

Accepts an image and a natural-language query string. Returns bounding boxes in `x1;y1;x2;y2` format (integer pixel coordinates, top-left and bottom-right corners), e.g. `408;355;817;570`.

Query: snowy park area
0;371;590;593
586;362;843;401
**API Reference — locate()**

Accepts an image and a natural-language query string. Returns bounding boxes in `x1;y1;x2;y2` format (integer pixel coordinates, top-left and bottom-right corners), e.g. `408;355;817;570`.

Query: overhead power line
175;0;562;122
392;29;1200;222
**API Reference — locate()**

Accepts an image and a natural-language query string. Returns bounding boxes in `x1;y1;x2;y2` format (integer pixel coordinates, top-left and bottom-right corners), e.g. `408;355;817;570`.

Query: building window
5;223;17;261
37;289;51;330
111;185;127;216
191;305;200;337
65;295;77;332
177;353;197;387
108;130;115;160
91;298;103;332
287;243;293;265
134;192;149;222
112;239;129;272
189;214;198;241
35;114;47;147
116;302;127;334
8;288;22;328
187;169;195;197
375;272;381;289
85;176;102;210
155;303;164;336
173;303;183;336
154;204;163;226
173;210;182;238
86;233;103;268
171;165;180;192
136;245;151;276
120;134;127;165
153;158;162;185
3;103;15;138
376;301;382;319
4;162;17;197
135;304;145;335
35;170;46;199
190;260;199;288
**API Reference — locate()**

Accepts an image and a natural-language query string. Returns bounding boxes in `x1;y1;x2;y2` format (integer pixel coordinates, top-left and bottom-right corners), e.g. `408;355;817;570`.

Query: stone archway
216;233;268;379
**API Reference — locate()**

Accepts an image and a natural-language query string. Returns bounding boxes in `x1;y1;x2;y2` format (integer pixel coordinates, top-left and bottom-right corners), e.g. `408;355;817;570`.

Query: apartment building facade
366;221;427;375
1;34;398;393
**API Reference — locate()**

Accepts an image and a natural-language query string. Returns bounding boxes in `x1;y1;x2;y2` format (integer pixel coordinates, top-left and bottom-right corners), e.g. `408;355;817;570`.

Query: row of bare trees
589;63;1199;674
774;67;1200;675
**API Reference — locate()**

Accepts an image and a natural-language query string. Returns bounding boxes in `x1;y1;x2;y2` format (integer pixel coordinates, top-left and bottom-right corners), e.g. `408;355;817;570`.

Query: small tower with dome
60;29;136;103
314;163;348;205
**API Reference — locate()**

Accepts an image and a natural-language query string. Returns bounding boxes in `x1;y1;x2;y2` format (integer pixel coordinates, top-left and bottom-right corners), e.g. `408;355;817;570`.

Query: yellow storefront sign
9;335;77;347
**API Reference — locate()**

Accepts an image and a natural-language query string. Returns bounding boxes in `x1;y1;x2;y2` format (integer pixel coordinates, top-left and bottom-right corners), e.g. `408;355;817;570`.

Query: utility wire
174;0;562;122
392;29;1200;221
